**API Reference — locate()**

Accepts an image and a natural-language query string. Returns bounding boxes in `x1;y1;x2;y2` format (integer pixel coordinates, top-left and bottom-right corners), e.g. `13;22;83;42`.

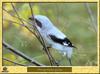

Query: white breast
35;15;73;58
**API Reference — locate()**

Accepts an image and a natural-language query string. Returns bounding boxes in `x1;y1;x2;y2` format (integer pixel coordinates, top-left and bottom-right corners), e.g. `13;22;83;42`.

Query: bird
29;15;76;65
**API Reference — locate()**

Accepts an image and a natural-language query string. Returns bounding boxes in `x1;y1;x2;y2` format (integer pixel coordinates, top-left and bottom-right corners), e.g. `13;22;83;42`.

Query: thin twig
11;3;37;35
3;7;39;39
29;3;34;19
11;3;24;25
29;3;59;66
3;19;22;25
3;40;44;66
3;57;26;66
5;3;43;45
84;3;97;32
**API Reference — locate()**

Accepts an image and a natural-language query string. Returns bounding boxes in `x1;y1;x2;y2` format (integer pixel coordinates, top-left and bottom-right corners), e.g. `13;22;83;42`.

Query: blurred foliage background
3;3;97;66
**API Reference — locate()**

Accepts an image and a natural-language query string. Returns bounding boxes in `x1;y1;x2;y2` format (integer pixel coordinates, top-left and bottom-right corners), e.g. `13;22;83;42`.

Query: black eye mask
35;19;42;28
29;17;42;28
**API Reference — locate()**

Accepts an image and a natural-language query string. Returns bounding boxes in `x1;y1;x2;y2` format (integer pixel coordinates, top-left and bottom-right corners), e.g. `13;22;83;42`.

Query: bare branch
11;3;24;25
3;7;39;39
3;40;44;66
3;19;22;25
29;3;34;19
3;57;26;66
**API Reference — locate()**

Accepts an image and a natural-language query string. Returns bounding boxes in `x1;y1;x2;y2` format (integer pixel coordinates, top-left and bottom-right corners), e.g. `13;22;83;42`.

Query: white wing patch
63;42;68;46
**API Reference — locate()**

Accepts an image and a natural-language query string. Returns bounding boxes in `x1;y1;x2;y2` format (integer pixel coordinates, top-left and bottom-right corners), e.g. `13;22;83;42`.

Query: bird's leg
47;47;59;66
68;58;72;66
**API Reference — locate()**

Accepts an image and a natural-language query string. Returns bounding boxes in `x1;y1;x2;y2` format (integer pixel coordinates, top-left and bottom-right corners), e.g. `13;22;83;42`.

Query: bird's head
29;16;42;28
29;15;54;29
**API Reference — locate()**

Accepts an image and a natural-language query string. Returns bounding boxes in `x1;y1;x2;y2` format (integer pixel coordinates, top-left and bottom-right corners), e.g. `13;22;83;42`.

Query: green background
3;3;97;66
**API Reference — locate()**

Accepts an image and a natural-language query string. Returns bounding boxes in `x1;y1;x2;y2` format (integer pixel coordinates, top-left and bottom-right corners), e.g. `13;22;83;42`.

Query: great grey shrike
29;15;76;65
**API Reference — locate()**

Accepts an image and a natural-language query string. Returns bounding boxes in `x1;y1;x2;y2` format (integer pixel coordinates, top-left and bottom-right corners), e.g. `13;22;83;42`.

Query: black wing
49;34;75;47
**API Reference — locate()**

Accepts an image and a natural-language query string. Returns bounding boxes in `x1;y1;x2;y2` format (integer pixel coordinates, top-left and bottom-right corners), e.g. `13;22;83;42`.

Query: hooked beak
71;44;77;49
29;17;32;20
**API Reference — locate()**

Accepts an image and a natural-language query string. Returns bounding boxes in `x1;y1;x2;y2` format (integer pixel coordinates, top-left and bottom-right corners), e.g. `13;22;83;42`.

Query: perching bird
29;15;76;65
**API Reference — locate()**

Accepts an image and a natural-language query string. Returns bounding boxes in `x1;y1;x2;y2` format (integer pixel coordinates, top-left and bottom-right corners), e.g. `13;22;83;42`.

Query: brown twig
3;19;22;25
3;40;44;66
3;57;26;66
3;7;39;38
